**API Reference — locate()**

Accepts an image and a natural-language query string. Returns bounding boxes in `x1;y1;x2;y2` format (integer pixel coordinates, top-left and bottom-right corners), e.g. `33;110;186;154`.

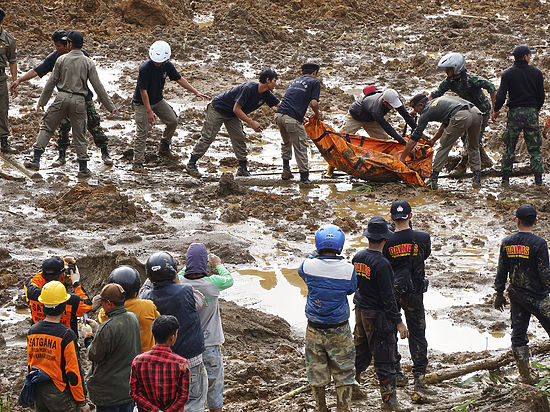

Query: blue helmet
315;224;345;254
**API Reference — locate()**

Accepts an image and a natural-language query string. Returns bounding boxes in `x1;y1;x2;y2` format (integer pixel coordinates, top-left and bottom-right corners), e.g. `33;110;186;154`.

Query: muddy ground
1;0;550;410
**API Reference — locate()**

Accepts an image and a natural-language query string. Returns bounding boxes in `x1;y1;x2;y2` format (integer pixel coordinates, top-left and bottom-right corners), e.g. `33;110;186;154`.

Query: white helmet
437;52;466;75
149;41;171;63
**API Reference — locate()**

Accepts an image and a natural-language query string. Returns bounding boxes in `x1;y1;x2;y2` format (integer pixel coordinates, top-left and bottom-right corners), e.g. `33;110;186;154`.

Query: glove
70;265;80;285
209;253;222;267
494;292;507;311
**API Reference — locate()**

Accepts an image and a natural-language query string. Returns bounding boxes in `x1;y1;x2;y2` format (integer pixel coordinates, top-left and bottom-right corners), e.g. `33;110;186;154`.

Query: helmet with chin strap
437;52;466;75
315;224;345;254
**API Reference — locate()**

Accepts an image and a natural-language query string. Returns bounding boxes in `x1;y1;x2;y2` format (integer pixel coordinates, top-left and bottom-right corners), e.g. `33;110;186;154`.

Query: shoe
77;160;90;177
513;346;539;385
413;375;436;395
395;373;408;387
51;150;66;167
281;169;293;180
472;170;481;188
326;165;335;178
24;149;43;170
0;137;15;154
101;146;113;165
133;163;145;173
479;146;493;169
380;381;411;411
158;139;177;158
501;172;510;187
299;171;313;185
236;159;250;177
186;154;201;177
535;173;544;186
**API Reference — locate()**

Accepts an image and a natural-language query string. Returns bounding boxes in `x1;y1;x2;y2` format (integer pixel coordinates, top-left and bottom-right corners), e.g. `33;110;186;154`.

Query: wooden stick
269;384;310;404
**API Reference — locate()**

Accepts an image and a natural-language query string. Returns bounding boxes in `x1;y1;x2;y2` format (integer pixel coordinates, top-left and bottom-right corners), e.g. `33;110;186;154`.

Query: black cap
391;199;412;221
363;216;392;241
0;8;5;24
513;45;534;58
52;29;68;43
42;256;66;280
64;30;84;48
514;204;537;224
410;93;428;107
302;62;320;74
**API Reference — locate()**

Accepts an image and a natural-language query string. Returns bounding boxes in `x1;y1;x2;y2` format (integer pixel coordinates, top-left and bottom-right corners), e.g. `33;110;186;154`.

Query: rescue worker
11;29;114;166
430;52;496;174
26;281;88;411
400;93;483;189
383;200;432;392
132;40;208;172
97;265;160;353
353;217;409;411
0;7;17;153
494;204;550;384
86;283;141;412
186;69;280;177
24;256;92;336
298;225;357;412
178;244;233;412
141;252;208;412
275;63;322;185
24;30;116;177
492;45;545;186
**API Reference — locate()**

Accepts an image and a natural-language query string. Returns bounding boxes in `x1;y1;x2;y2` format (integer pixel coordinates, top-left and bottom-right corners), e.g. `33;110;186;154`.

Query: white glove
70;265;81;284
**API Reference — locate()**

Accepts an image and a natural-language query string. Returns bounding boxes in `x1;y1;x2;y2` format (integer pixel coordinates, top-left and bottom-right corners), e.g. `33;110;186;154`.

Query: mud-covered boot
472;170;481;188
395;369;408;387
0;137;15;153
413;374;436;395
236;159;251;176
186;154;201;177
300;171;314;187
534;173;544;186
479;146;493;169
51;150;66;167
336;385;353;412
24;149;43;170
426;171;439;190
77;160;90;178
380;381;411;411
158;139;177;159
281;159;293;180
501;171;510;187
326;165;335;178
450;154;468;176
513;346;539;385
311;385;328;412
101;146;113;165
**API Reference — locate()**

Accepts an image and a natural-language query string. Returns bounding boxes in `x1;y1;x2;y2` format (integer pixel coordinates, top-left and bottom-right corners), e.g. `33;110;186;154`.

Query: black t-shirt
276;75;321;122
495;231;550;299
211;82;279;117
383;228;431;294
132;60;182;105
352;249;402;323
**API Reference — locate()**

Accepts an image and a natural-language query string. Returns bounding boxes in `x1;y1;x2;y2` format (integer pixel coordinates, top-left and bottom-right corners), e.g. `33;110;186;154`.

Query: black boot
534;173;544;186
24;149;43;170
281;159;293;180
513;346;539;385
101;146;113;165
236;159;250;176
427;171;439;190
51;150;66;167
0;137;15;154
299;171;313;186
186;154;201;177
158;139;177;159
78;160;90;177
472;170;481;188
502;171;510;187
395;363;408;387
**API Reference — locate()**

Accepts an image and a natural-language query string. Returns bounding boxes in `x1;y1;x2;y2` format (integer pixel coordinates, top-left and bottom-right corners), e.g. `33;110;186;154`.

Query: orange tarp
304;118;433;186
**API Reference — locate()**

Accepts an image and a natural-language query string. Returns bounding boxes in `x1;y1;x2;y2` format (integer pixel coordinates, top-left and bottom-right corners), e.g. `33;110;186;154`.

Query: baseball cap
410;93;428;107
514;204;537;224
42;256;66;280
64;30;84;48
100;283;126;303
513;45;534;58
302;62;320;74
363;85;377;95
363;216;392;241
390;199;412;220
382;89;403;109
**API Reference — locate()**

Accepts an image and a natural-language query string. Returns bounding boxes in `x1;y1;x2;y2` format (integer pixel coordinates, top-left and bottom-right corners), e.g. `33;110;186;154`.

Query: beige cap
100;283;125;303
382;89;403;109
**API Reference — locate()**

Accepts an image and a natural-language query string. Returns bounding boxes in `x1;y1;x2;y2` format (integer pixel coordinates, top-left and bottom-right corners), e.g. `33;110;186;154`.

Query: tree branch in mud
269;384;311;404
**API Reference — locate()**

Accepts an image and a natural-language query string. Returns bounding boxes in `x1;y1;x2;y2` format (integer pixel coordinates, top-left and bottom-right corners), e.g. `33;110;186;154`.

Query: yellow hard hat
38;281;71;306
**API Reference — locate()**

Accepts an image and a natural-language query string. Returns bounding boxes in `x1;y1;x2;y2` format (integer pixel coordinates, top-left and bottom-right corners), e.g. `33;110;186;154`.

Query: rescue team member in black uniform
26;281;88;411
383;200;432;393
494;204;550;384
353;216;409;411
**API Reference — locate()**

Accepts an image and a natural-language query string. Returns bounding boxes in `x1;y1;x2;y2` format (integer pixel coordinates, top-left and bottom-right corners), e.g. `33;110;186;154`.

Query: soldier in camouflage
0;8;17;154
430;53;496;175
492;45;545;186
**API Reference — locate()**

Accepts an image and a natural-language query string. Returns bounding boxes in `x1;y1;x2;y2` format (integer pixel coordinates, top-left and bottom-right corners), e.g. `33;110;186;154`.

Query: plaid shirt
130;345;190;412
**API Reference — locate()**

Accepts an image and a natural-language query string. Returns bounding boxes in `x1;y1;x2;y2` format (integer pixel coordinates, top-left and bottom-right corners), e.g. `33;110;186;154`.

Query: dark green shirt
431;71;496;114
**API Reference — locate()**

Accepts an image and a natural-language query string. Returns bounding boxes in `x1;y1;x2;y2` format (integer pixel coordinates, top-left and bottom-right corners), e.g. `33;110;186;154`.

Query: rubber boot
158;139;177;159
479;145;493;169
24;149;43;170
236;159;250;176
51;150;66;167
380;381;410;411
0;137;15;153
336;385;353;412
395;363;407;387
513;346;539;385
472;170;481;188
413;374;436;395
534;173;544;186
101;146;113;165
311;385;328;412
501;171;510;187
281;159;293;180
450;154;468;176
186;154;201;177
427;171;439;190
77;160;90;178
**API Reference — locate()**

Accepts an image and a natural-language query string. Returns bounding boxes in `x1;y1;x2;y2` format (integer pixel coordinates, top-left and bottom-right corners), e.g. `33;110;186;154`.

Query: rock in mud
217;172;245;197
0;248;11;260
121;0;170;25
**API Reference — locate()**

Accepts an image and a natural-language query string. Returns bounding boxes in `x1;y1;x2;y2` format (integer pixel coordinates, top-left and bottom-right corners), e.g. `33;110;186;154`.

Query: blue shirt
34;49;93;101
211;81;279;117
276;75;321;122
132;60;182;106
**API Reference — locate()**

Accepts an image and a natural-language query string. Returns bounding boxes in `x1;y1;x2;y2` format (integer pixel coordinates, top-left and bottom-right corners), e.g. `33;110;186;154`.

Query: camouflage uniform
57;100;108;151
501;107;543;174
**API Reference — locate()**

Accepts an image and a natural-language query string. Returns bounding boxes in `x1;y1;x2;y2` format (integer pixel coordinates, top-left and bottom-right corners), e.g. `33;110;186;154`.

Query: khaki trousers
275;113;309;172
432;107;482;173
340;113;390;139
0;75;9;139
34;92;89;160
133;99;178;164
192;104;247;161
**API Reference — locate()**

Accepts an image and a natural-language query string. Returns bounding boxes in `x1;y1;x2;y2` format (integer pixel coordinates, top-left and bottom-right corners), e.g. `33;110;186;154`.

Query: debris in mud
471;383;550;412
217;172;246;197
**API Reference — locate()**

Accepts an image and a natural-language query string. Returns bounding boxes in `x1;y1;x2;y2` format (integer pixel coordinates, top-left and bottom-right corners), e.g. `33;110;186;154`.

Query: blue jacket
142;280;204;359
298;253;357;325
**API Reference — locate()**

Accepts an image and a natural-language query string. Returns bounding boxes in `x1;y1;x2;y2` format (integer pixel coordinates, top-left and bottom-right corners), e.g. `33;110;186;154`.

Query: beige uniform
0;28;16;139
35;49;115;160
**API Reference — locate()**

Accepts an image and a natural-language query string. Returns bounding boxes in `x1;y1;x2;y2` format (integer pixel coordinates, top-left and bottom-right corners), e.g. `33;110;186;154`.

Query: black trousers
395;292;428;377
509;290;550;347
